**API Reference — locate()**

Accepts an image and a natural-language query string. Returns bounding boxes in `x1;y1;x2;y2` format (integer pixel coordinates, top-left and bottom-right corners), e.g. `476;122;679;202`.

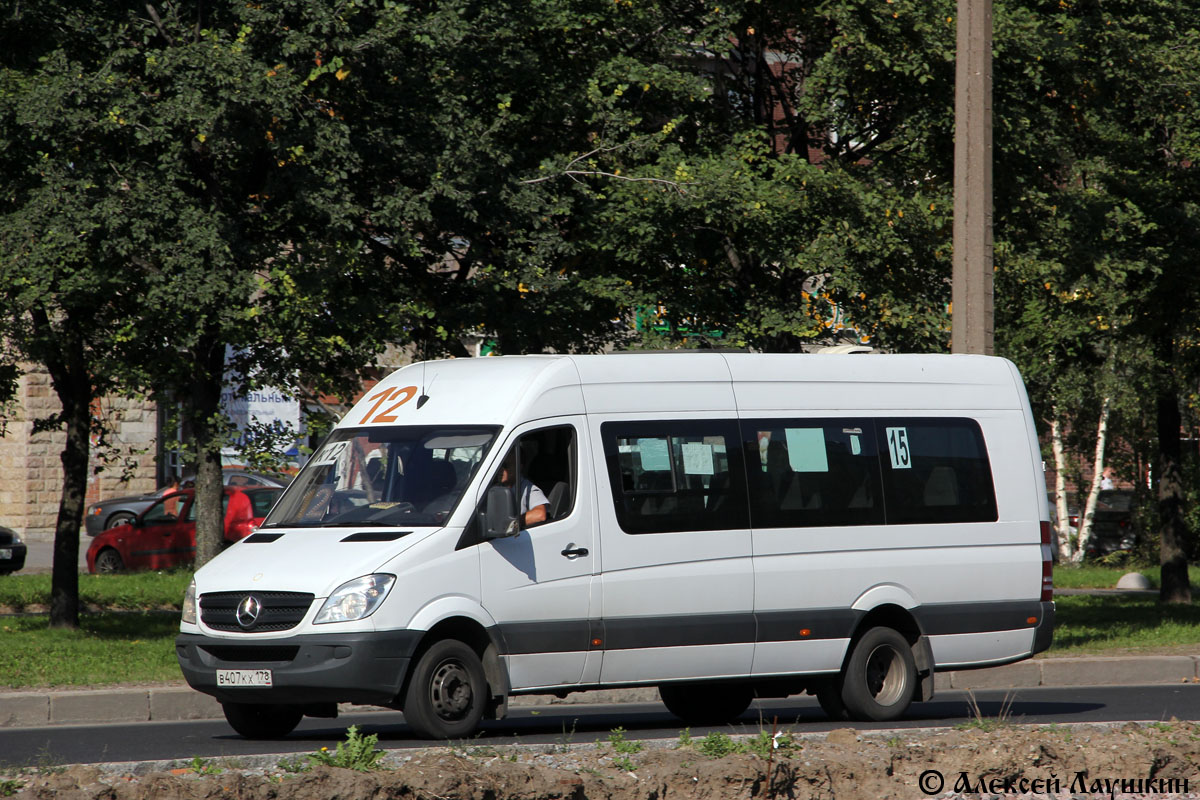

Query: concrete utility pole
952;0;994;355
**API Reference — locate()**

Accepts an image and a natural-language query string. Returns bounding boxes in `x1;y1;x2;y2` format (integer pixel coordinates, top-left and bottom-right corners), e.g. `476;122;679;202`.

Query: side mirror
482;485;520;540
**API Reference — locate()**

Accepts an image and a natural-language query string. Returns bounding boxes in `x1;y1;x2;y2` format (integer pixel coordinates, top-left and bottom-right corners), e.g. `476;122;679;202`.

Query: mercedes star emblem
235;595;262;629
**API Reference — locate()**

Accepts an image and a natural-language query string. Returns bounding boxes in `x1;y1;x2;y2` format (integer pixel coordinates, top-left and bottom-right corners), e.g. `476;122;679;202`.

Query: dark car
85;486;283;573
83;470;290;536
1087;489;1137;557
0;526;27;575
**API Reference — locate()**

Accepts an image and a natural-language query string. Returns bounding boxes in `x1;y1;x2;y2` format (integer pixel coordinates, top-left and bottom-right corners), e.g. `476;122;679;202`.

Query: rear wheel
659;682;753;725
222;702;303;739
94;548;125;574
839;626;916;722
402;639;487;739
813;678;849;721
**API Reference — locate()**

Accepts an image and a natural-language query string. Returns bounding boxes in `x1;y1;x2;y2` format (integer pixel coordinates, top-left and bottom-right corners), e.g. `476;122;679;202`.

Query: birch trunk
1071;395;1111;563
1050;412;1074;561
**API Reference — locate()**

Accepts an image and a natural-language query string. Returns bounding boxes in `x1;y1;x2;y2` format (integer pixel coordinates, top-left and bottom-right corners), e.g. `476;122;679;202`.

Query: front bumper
83;515;104;536
0;544;25;573
176;630;423;706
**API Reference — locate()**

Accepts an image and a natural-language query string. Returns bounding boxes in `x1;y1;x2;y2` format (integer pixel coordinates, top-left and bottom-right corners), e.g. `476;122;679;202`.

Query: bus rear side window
876;418;997;524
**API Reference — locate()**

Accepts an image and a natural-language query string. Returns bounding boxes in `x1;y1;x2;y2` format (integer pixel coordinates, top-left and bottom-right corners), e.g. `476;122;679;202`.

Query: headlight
314;574;395;624
182;580;197;625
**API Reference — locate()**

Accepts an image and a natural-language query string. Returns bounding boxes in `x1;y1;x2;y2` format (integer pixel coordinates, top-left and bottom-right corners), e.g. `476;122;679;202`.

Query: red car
86;487;282;573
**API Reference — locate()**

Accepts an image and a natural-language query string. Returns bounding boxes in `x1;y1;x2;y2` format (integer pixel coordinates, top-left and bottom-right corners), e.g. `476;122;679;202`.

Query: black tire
839;626;917;722
105;512;135;530
659;682;753;725
222;702;303;739
94;548;125;574
813;678;850;721
402;639;487;739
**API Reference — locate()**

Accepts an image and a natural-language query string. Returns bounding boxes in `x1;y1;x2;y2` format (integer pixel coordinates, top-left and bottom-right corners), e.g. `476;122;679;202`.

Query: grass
0;612;182;688
0;571;191;610
1052;563;1200;590
1050;593;1200;654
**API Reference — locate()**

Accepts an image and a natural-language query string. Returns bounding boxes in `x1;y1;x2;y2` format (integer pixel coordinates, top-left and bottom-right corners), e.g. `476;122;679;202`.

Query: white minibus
176;352;1054;739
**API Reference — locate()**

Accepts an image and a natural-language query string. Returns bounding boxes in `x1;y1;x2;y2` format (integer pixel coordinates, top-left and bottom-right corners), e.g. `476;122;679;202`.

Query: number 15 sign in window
885;427;912;470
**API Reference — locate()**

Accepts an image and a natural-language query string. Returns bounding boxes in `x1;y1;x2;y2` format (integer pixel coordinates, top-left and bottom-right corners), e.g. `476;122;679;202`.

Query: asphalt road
1;685;1196;769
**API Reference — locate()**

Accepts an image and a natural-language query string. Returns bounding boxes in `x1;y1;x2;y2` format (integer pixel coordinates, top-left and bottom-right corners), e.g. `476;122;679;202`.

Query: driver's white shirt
519;479;549;513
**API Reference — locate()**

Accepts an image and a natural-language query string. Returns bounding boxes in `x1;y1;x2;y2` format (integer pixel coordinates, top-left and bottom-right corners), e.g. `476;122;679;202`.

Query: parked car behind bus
84;471;290;536
87;487;282;573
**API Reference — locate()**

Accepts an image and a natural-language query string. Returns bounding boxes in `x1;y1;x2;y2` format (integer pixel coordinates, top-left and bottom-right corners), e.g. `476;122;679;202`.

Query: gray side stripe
495;600;1044;655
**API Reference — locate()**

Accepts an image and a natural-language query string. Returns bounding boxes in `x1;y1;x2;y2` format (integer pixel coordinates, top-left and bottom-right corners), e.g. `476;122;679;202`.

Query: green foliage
748;729;798;759
276;755;311;774
0;779;24;797
306;725;386;772
607;727;644;755
992;0;1200;573
606;727;643;771
611;755;637;772
696;731;744;759
186;757;223;776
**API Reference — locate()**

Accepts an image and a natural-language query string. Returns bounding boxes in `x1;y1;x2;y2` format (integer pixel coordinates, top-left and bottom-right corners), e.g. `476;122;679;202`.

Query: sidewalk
3;654;1198;729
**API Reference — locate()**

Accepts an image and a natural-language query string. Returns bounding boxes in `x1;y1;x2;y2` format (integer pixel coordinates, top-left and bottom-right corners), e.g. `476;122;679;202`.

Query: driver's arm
523;503;547;527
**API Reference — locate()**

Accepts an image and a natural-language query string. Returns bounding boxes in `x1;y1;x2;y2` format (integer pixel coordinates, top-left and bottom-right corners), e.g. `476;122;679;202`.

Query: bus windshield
263;425;499;528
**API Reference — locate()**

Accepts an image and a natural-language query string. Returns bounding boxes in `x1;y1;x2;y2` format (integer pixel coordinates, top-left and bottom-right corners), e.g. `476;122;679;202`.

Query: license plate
0;549;10;560
217;669;272;687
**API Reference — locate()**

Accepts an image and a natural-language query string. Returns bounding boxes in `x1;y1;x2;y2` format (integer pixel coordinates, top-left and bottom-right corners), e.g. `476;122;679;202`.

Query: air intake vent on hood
243;533;284;543
340;531;411;542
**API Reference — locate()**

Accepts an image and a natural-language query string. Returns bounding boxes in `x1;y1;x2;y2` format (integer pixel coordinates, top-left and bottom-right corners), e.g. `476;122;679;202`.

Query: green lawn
0;570;191;610
0;572;188;688
1053;563;1200;590
1047;593;1200;655
0;612;181;687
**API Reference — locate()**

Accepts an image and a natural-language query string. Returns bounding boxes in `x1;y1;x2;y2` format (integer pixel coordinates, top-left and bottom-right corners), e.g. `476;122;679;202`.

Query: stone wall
0;365;158;542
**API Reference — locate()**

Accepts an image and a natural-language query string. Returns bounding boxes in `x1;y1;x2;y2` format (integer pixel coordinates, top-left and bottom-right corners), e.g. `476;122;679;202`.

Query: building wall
0;365;158;542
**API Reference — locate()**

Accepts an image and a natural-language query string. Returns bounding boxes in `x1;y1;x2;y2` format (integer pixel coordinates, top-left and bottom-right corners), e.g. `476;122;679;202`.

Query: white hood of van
193;526;435;598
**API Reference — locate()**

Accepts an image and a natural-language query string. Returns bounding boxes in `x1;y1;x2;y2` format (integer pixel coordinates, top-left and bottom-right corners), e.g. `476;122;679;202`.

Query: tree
993;0;1200;599
0;5;183;627
1;2;406;572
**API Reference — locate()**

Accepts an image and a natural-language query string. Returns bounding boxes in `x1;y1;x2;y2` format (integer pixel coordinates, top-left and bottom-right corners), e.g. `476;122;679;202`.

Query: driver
499;454;548;527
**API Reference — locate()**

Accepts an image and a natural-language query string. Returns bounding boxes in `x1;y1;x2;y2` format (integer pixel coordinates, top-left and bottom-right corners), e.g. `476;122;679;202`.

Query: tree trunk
1050;411;1074;561
1072;396;1111;564
191;336;229;570
1156;371;1191;604
39;324;93;630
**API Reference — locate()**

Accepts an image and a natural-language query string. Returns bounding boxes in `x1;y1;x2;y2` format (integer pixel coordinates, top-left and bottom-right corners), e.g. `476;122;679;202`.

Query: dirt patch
8;723;1200;799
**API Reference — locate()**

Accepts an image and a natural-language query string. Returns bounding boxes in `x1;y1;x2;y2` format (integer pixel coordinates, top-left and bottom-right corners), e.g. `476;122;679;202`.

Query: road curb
2;658;1197;729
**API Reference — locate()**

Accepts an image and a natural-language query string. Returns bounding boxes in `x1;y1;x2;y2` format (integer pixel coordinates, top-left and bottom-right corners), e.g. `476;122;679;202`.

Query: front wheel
105;512;135;529
839;626;917;722
402;639;487;739
659;682;753;725
222;702;303;739
94;548;125;574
